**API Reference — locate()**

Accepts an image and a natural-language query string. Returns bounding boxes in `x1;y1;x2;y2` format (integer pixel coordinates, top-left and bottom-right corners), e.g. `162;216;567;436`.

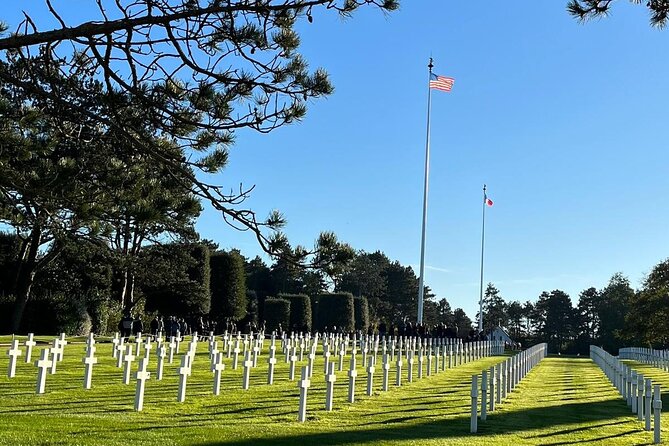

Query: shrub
263;298;290;334
354;296;370;331
315;293;354;333
279;293;312;332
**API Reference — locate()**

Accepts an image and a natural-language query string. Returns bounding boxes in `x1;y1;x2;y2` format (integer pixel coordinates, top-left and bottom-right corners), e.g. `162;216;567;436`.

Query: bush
210;250;247;322
354;296;370;332
141;243;211;317
315;293;354;333
279;293;312;332
263;298;290;334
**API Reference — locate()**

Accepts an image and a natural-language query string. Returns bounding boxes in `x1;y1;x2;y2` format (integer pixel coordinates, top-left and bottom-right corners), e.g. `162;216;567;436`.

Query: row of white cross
5;331;504;419
591;346;662;444
619;347;669;373
470;343;548;433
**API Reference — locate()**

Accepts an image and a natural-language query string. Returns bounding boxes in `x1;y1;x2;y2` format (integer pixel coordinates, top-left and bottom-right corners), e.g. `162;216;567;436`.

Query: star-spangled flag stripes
429;73;454;92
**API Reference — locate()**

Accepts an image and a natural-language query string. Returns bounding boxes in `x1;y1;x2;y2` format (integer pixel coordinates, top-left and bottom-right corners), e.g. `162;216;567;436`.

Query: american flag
429;73;454;92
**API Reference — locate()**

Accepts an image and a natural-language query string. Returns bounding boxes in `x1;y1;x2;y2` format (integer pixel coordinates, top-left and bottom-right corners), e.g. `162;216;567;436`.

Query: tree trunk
120;269;136;315
9;227;41;333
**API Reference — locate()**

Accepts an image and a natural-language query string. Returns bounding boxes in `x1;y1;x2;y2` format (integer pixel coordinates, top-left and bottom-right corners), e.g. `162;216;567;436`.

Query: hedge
263;298;290;334
315;293;354;333
210;250;247;322
354;296;370;332
279;293;312;333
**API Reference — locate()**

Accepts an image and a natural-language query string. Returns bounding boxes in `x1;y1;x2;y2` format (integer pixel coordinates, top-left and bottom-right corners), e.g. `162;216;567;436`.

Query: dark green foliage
263;298;290;334
453;308;473;339
210;250;247;322
140;243;211;317
0;232;20;298
279;293;312;332
339;251;390;321
567;0;669;28
354;296;369;332
534;290;576;353
315;293;354;333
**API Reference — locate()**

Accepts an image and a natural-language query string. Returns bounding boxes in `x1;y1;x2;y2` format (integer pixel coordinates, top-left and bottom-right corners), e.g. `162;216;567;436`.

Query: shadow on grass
198;398;646;446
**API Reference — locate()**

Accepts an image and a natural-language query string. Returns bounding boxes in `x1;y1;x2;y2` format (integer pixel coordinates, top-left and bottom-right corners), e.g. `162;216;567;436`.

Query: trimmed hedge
315;293;354;333
279;293;312;333
264;298;290;334
210;250;247;322
354;296;370;332
142;243;211;317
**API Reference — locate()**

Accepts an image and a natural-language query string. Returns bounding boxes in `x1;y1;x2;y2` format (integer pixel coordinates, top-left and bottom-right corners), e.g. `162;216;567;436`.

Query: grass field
0;336;665;445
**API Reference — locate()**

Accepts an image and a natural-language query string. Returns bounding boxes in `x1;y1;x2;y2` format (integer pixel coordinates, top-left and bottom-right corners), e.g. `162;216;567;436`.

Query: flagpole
417;58;433;325
478;184;487;333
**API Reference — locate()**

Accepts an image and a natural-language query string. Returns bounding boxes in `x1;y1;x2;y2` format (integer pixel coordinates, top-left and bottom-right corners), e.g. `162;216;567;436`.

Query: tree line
0;232;476;337
479;260;669;353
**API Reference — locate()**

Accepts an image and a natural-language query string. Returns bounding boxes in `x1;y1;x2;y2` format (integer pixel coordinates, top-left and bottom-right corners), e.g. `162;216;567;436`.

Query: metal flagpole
417;58;434;325
478;184;487;333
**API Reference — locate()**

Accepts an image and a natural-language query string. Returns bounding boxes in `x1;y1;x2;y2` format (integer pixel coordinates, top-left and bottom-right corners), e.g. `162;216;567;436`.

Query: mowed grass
0;336;661;445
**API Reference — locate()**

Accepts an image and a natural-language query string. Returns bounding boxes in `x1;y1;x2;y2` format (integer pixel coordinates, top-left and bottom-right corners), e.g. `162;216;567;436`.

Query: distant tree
523;301;538;337
338;251;390;321
577;287;600;343
384;261;419;322
626;259;669;347
567;0;669;28
300;270;327;298
210;250;247;323
452;308;473;339
534;290;577;353
597;273;633;351
312;232;355;289
506;301;525;339
437;298;455;326
480;283;508;332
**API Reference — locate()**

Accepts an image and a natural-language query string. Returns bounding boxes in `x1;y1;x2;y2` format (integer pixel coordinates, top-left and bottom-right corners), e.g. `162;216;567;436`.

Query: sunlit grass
0;336;662;445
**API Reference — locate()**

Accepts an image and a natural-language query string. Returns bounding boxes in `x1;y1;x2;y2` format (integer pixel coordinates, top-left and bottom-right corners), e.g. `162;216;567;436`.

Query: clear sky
6;1;669;320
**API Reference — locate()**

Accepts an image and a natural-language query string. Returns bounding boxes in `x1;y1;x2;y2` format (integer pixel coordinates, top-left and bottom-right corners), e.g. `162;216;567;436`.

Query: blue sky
7;2;669;320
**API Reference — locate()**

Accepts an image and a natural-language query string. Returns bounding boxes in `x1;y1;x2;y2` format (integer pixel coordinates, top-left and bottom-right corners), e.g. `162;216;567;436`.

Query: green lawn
0;337;662;445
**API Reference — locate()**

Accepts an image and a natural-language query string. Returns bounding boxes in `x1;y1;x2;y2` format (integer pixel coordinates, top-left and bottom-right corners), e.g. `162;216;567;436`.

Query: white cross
35;348;52;394
298;366;311;422
24;333;36;363
267;347;277;385
56;334;68;362
156;344;166;381
325;362;337;411
83;345;98;389
177;355;191;402
49;340;61;374
213;352;225;396
242;352;253;390
135;334;143;356
7;340;22;378
134;358;151;411
168;337;176;364
123;346;136;385
116;339;126;368
144;339;153;358
111;333;121;359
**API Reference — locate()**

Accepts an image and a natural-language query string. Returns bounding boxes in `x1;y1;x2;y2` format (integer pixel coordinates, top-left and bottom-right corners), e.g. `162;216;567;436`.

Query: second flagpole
478;184;487;333
416;58;434;325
